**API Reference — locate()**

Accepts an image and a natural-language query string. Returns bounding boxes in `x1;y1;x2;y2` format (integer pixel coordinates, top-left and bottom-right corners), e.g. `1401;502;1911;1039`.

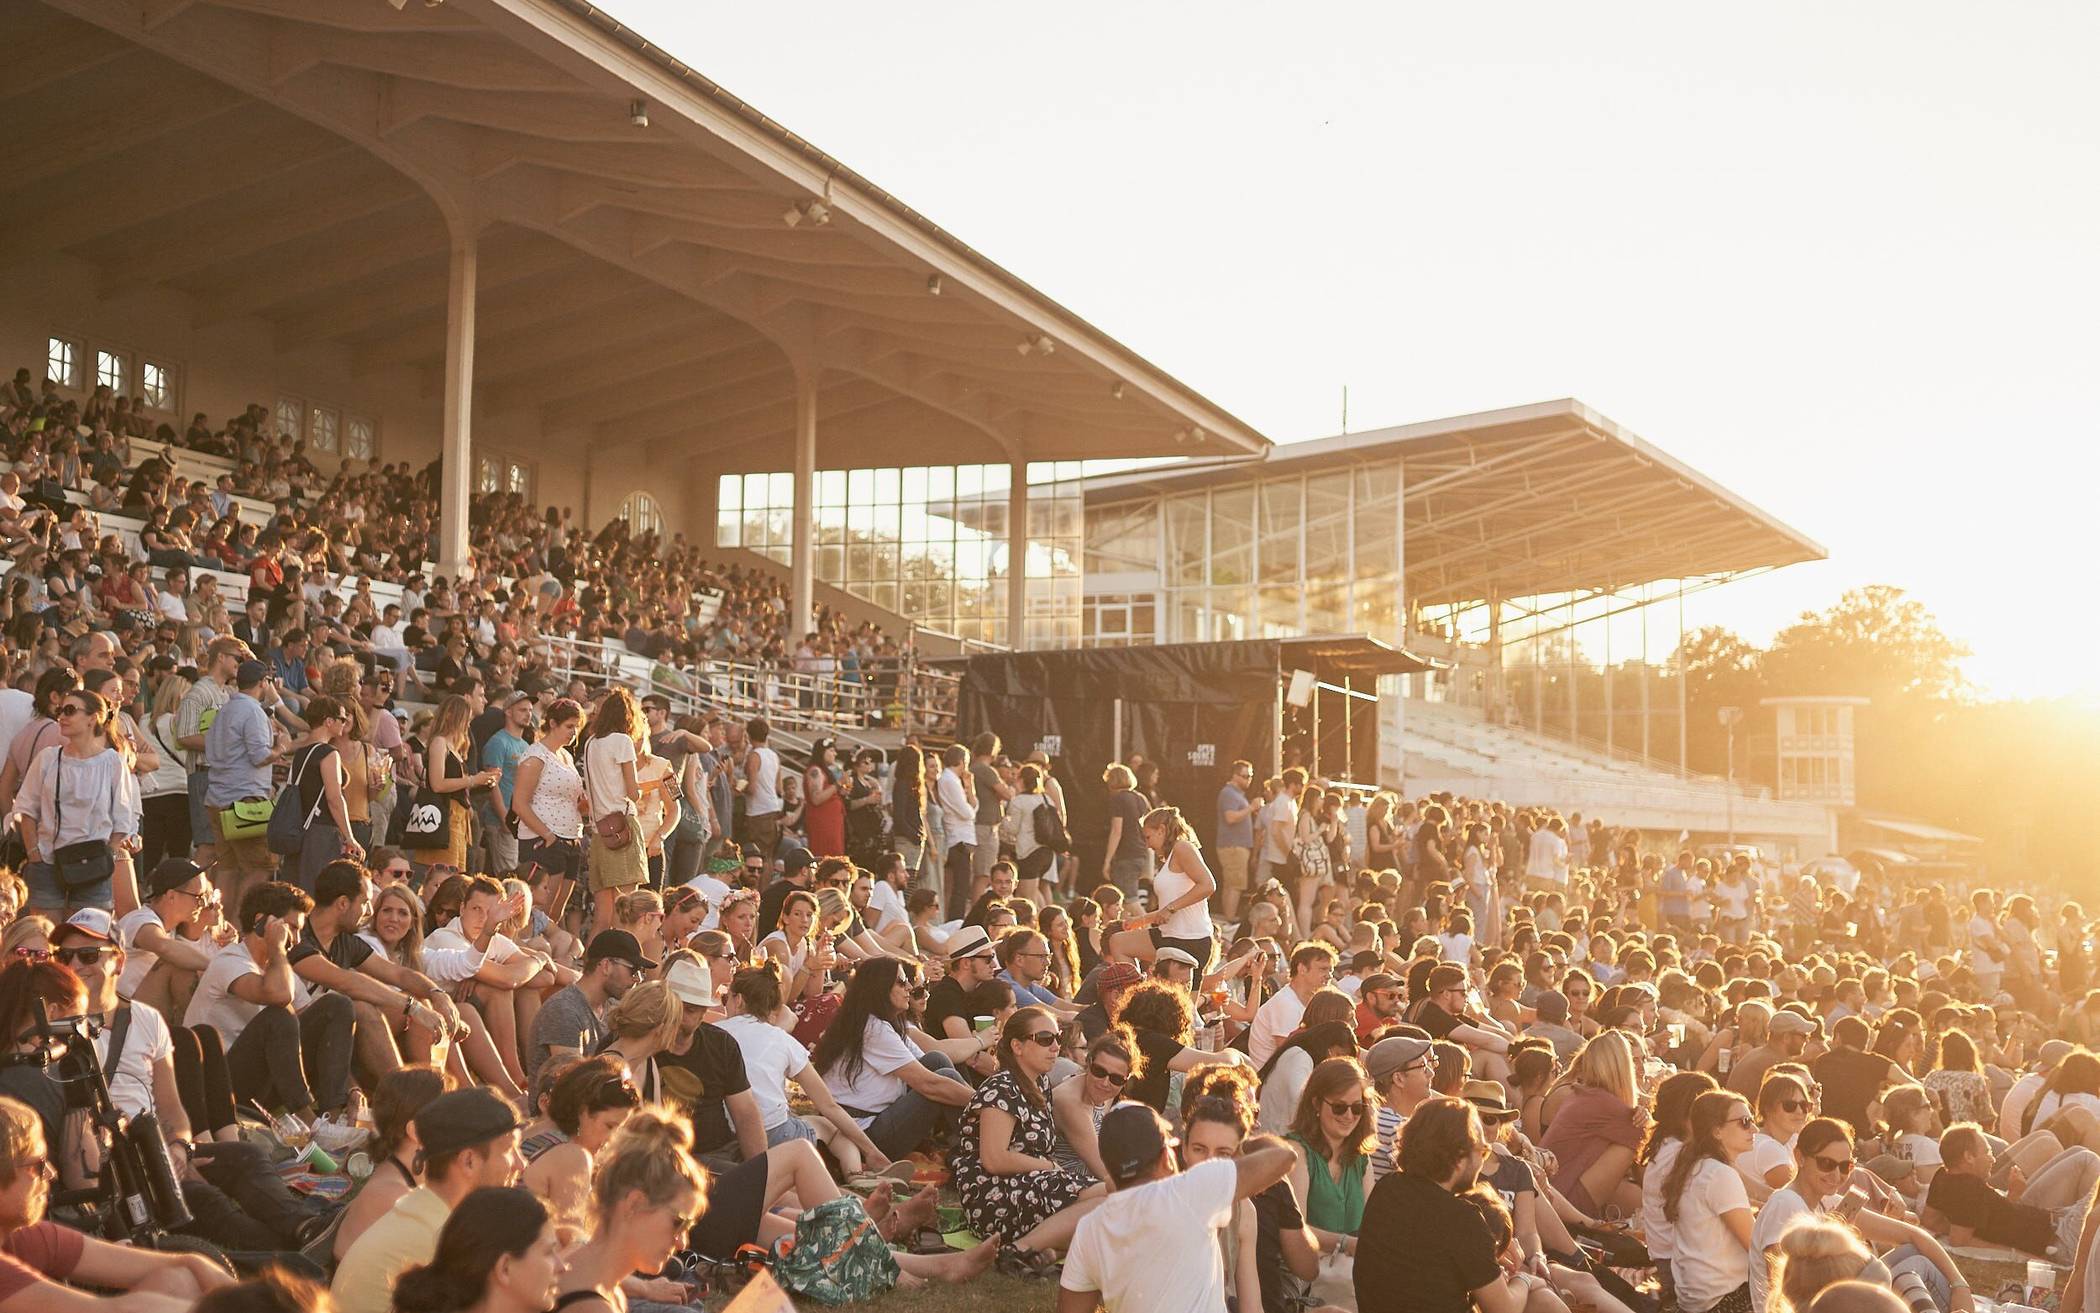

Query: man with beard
524;929;649;1083
1357;1097;1525;1313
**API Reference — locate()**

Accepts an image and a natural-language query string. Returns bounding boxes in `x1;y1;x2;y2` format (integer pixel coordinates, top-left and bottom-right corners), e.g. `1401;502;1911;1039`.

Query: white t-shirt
2033;1090;2100;1127
1737;1131;1794;1203
1641;1138;1684;1259
866;880;909;932
1061;1158;1236;1313
583;732;637;821
1716;881;1753;921
1749;1185;1821;1313
820;1018;924;1128
716;1012;811;1131
1526;829;1568;883
1257;1047;1315;1134
1438;932;1474;965
0;691;33;773
96;1001;174;1122
1896;1132;1941;1169
115;906;167;998
1672;1157;1752;1313
1258;797;1298;864
1248;987;1309;1068
183;941;268;1047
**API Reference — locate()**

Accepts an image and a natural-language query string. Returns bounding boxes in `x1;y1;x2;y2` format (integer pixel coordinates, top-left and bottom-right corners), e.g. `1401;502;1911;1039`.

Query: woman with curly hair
1114;978;1251;1113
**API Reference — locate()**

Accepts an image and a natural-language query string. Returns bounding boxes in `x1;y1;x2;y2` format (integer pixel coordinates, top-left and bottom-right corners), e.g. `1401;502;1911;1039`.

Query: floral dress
950;1070;1091;1240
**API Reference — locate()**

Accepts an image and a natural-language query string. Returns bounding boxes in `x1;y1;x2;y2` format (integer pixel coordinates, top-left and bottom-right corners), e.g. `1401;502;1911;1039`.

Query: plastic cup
972;1015;994;1033
2025;1261;2055;1304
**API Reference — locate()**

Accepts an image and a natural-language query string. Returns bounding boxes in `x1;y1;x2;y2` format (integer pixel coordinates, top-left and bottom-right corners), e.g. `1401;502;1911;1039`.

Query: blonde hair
1569;1029;1640;1106
1;917;52;958
498;878;535;942
372;885;427;970
1772;1215;1873;1313
0;1097;41;1184
590;1103;707;1226
1141;805;1195;848
1736;999;1774;1048
613;889;662;931
815;888;854;935
605;980;681;1052
429;694;473;751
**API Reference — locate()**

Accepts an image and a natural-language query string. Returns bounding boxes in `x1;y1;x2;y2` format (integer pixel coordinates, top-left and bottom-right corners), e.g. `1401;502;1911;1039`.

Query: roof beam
354;285;675;375
538;341;786;430
86;162;423;297
273;231;578;350
469;302;722;395
201;0;480;33
380;81;645;144
0;57;248;187
481;319;748;414
187;219;454;325
266;26;579;93
0;10;130;100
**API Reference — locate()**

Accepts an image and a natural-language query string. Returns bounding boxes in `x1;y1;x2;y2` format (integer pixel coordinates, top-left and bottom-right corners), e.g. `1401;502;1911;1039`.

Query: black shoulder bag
49;751;117;892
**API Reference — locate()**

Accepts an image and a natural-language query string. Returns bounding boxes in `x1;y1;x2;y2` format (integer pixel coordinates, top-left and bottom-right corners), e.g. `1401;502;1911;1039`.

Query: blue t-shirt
998;970;1062;1009
482;730;532;810
1216;783;1254;850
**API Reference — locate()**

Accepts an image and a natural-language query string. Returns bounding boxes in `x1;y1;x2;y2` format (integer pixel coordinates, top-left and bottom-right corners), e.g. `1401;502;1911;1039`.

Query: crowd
2;371;2100;1313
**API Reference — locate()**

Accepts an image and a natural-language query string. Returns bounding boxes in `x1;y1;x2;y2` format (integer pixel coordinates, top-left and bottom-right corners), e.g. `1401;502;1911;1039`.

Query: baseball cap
782;847;815;876
502;689;532;709
1364;1034;1433;1084
146;857;206;898
664;958;714;1006
945;926;997;961
414;1089;522;1160
235;659;269;687
584;930;657;972
59;908;114;943
1769;1010;1818;1038
1096;1104;1173;1186
1359;972;1404;995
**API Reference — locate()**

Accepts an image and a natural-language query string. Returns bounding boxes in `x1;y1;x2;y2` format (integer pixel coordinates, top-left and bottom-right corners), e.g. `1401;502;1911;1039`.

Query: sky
622;1;2100;701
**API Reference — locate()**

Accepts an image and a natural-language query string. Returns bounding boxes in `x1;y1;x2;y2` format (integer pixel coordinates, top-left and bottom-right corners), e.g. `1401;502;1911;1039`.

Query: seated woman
520;1055;641;1228
335;1065;452;1263
1113;979;1252;1114
1284;1056;1375;1263
758;889;835;1012
392;1186;563;1313
714;963;895;1178
950;1006;1108;1275
810;957;977;1162
1542;1030;1649;1220
1739;1072;1815;1205
367;881;519;1100
1051;1027;1141;1180
1256;999;1360;1133
1752;1117;1970;1313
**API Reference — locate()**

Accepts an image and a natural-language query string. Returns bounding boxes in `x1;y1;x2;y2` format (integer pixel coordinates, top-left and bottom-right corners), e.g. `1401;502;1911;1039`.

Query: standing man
739;716;783;861
1214;760;1258;922
202;658;285;911
935;743;976;920
1526;815;1569;893
175;635;249;874
969;733;1012;894
478;690;534;876
1057;1104;1297;1313
1255;768;1305;891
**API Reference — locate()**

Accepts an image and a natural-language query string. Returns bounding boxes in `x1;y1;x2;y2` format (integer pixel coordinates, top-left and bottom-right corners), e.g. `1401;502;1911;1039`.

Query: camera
23;1000;192;1240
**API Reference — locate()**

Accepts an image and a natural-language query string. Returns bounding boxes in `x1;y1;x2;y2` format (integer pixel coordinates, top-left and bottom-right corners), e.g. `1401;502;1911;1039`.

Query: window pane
476;456;500;494
46;338;77;389
507;462;530;496
717;475;741;513
141;361;173;411
346;417;375;460
1259;479;1301;584
308;406;338;453
275;398;302;443
1165;495;1207;587
96;350;125;393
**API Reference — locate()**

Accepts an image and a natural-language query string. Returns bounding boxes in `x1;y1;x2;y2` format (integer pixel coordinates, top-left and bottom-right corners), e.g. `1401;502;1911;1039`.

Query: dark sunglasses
55;947;108;968
1022;1030;1060;1049
1811;1154;1855;1174
1778;1099;1811;1114
1087;1062;1130;1087
1325;1099;1367;1118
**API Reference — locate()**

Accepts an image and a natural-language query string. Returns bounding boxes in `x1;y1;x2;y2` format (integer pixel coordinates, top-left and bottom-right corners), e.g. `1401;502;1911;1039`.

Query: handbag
403;747;458;848
1292;829;1333;884
219;797;272;841
45;753;116;892
267;747;329;857
593;811;633;852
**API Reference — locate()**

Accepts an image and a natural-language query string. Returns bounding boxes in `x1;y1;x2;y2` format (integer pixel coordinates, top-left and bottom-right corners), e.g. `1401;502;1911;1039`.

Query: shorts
689;1150;771;1259
24;860;111;915
1215;847;1251;895
206;805;280;877
1150;930;1215;977
588;815;647;892
744;812;782;863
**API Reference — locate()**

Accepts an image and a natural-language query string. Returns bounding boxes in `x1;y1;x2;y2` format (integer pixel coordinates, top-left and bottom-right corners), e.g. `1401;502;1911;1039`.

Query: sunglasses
1325;1099;1367;1118
55;947;108;968
56;705;87;718
10;948;49;962
1088;1062;1130;1087
1022;1031;1060;1049
1811;1154;1856;1175
1778;1099;1811;1114
1725;1114;1757;1129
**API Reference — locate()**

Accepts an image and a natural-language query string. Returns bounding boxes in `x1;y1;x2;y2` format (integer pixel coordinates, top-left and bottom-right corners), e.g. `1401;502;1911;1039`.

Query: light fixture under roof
782;199;831;228
1015;334;1056;357
926;274;943;296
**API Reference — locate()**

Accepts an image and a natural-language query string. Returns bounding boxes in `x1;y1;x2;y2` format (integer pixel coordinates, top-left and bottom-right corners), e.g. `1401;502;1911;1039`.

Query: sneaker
311;1113;370;1155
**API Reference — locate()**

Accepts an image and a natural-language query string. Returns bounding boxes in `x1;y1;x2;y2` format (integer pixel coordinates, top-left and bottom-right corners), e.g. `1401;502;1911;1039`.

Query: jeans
188;1139;337;1250
1110;854;1152;897
861;1052;969;1160
222;994;355;1114
187;769;212;847
766;1114;821;1148
1881;1246;1951;1312
665;822;707;889
942;842;975;921
895;837;938;898
475;800;518;874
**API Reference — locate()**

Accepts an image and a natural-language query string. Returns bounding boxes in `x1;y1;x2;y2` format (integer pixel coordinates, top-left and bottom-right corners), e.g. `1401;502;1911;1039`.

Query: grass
701;1269;1057;1313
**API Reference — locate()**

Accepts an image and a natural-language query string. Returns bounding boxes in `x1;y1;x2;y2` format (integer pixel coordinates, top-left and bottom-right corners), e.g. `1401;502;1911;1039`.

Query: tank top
1154;842;1214;941
1287;1131;1366;1235
746;746;782;816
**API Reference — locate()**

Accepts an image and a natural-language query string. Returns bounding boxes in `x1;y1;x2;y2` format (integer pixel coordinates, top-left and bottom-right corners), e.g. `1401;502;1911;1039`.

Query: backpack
266;746;328;856
1032;798;1069;852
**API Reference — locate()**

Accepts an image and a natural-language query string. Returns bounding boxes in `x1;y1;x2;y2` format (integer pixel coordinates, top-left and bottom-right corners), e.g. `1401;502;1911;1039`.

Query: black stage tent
952;637;1435;873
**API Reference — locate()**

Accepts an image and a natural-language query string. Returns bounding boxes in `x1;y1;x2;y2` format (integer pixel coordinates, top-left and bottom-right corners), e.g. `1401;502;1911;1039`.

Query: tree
1761;586;1969;705
1673;625;1766;776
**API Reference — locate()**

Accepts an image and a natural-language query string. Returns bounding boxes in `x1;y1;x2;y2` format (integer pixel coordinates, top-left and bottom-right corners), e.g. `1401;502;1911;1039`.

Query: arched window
619;491;662;537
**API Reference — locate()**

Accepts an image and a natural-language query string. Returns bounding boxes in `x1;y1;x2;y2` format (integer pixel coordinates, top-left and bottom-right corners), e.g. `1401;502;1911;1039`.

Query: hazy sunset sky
622;1;2099;700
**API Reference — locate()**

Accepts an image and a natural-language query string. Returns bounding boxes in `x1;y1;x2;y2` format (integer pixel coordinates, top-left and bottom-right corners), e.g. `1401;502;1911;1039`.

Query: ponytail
590;1103;707;1225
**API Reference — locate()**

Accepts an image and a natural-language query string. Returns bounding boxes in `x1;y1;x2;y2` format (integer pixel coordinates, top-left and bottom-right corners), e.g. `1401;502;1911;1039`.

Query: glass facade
716;462;1083;648
1083;462;1402;646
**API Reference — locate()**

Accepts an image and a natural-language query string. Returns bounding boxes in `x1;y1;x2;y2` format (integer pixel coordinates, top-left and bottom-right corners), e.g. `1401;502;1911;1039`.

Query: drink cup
1717;1046;1732;1075
2025;1261;2056;1306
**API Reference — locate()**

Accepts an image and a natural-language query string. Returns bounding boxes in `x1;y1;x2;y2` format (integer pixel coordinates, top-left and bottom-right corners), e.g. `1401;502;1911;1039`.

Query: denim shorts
24;860;111;915
766;1114;820;1148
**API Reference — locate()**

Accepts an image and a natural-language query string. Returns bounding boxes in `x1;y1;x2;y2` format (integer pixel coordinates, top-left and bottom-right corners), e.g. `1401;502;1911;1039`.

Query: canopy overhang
5;0;1270;470
1083;399;1827;607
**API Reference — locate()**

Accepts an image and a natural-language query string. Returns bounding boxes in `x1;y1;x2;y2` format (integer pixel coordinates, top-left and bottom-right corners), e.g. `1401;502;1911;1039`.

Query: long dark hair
0;960;85;1049
392;1186;550;1313
893;743;925;808
1663;1090;1747;1221
1258;1020;1359;1082
811;957;915;1086
1639;1069;1717;1166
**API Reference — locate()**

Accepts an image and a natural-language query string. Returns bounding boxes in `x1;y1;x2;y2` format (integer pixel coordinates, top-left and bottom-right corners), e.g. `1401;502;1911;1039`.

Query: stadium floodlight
629;100;649;128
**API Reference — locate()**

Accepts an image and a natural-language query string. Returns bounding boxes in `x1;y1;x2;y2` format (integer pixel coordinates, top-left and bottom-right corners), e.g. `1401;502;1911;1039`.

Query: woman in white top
758;888;834;1009
1110;805;1218;975
998;765;1059;907
514;697;586;883
582;688;648;930
715;962;890;1175
1662;1089;1758;1313
1641;1070;1722;1310
14;687;142;918
1738;1072;1812;1204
